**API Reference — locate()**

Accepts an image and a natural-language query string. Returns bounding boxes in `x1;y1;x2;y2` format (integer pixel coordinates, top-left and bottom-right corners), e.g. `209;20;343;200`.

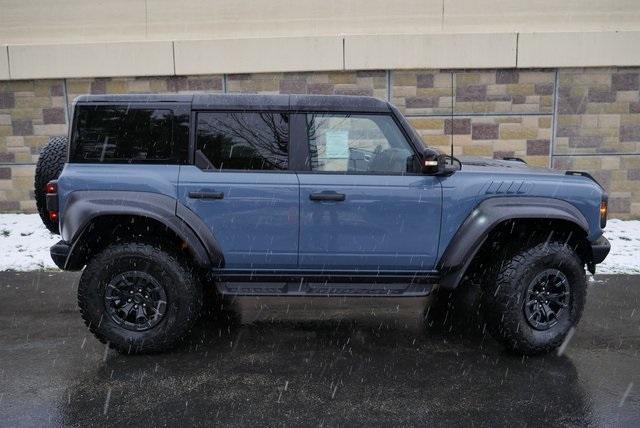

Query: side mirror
420;148;446;175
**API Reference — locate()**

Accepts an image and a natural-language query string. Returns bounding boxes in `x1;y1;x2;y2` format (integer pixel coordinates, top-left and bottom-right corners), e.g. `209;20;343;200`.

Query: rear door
178;110;299;269
297;113;442;271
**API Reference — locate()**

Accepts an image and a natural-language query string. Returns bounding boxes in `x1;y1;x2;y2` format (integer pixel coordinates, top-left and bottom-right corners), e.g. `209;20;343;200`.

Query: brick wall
1;68;639;218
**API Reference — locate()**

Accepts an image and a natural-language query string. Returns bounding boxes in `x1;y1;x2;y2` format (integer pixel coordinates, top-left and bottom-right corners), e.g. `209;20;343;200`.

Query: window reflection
196;112;289;171
71;106;174;163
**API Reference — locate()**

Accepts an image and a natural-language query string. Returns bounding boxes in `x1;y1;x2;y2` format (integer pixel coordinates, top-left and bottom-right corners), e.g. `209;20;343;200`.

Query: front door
178;110;299;269
297;113;442;271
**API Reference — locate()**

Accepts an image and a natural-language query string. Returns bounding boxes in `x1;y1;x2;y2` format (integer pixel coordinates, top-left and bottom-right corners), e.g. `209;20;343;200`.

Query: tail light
46;180;59;222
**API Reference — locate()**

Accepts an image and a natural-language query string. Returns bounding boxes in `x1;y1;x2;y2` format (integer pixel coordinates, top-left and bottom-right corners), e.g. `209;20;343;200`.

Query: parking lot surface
0;272;638;426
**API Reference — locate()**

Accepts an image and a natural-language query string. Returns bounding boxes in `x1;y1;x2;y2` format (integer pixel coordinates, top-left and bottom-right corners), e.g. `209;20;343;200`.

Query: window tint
196;112;288;171
71;105;175;163
306;114;414;174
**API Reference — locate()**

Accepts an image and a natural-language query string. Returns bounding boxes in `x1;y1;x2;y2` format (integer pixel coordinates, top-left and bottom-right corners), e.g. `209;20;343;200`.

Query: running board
212;270;438;297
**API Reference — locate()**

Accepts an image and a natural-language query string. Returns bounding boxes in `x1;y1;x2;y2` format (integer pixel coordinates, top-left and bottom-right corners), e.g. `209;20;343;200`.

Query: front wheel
78;243;203;354
481;242;586;355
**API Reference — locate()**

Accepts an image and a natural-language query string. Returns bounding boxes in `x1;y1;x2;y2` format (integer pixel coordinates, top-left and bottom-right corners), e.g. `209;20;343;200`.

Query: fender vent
484;180;529;195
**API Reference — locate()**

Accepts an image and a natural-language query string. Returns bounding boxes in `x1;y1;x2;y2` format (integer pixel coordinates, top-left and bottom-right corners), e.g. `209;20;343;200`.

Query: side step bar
212;269;439;297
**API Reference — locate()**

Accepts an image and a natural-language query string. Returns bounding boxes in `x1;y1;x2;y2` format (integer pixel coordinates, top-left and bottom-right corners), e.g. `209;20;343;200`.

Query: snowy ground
0;214;61;271
0;214;638;273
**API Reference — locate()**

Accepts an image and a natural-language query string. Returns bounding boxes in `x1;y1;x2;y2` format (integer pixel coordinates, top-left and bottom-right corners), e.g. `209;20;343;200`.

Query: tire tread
482;241;586;355
34;136;68;234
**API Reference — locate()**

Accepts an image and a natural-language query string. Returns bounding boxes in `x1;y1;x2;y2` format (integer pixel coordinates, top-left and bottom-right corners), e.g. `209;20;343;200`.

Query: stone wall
1;68;639;218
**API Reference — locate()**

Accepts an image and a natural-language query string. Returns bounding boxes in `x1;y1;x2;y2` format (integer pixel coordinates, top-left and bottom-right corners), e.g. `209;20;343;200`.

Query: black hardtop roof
74;93;391;113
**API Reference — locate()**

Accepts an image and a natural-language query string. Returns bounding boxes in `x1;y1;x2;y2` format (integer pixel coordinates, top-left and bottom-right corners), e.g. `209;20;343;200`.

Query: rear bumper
50;240;71;269
590;236;611;264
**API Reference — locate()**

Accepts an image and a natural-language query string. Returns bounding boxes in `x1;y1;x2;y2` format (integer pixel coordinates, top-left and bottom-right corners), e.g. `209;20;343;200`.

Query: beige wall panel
9;42;175;80
518;31;640;68
2;0;640;47
444;0;640;33
175;37;343;75
0;0;147;44
345;33;516;70
148;0;441;40
0;46;9;79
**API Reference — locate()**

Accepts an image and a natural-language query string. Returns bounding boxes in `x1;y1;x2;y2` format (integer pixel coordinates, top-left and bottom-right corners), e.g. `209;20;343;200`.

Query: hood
457;156;564;175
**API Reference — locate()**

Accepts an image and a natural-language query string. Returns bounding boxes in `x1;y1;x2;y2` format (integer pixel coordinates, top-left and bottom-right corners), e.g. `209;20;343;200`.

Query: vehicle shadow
59;293;594;426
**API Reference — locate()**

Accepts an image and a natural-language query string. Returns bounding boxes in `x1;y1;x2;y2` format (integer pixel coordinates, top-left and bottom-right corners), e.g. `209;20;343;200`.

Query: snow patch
0;214;60;271
0;214;638;273
596;219;640;274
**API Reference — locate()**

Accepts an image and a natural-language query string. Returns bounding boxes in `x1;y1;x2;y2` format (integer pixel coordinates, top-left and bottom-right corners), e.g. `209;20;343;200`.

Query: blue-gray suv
34;94;610;355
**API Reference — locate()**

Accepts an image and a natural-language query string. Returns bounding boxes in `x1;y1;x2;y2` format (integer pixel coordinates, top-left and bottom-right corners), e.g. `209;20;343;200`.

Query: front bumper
50;240;71;269
587;236;611;274
590;236;611;264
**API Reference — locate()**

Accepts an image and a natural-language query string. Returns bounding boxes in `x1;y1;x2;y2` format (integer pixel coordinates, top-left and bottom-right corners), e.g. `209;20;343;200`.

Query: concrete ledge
8;41;175;80
0;0;147;45
518;31;640;68
174;37;343;75
443;0;640;33
146;0;439;41
3;31;640;80
345;33;517;70
0;46;9;79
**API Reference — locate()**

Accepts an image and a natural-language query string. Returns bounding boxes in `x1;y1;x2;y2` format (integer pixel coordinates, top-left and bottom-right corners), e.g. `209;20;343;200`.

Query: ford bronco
35;94;610;355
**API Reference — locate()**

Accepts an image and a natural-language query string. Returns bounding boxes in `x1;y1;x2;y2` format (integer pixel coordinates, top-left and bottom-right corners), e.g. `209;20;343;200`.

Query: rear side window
70;105;176;163
195;112;288;171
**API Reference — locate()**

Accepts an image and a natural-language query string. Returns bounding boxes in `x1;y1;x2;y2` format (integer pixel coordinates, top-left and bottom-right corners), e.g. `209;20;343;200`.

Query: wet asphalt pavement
0;272;638;427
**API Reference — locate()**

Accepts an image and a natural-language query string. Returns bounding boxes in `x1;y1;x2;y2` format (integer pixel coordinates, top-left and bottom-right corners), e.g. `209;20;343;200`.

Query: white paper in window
324;130;349;159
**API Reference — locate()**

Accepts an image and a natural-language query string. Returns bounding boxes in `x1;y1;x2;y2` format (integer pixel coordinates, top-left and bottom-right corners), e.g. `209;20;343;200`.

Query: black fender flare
61;191;224;269
437;197;589;290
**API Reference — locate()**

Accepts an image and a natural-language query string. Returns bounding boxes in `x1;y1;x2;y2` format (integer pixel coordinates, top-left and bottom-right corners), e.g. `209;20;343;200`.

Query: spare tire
35;136;68;234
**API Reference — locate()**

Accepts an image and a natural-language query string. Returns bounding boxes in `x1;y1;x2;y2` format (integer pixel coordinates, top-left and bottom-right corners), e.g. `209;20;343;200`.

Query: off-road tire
34;136;68;234
481;242;586;355
78;243;203;354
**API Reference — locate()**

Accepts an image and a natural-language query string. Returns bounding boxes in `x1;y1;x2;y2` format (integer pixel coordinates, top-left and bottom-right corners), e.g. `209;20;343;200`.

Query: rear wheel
481;242;586;355
34;136;68;234
78;243;203;354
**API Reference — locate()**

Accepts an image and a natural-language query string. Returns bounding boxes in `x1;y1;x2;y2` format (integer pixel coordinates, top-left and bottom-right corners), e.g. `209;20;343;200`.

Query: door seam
295;172;301;268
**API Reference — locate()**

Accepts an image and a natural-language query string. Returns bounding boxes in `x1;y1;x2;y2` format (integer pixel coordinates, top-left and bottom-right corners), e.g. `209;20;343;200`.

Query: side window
70;105;176;163
195;112;289;171
306;114;415;174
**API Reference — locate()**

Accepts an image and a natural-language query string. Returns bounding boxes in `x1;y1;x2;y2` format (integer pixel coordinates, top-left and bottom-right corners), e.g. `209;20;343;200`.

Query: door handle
309;191;346;202
188;191;224;200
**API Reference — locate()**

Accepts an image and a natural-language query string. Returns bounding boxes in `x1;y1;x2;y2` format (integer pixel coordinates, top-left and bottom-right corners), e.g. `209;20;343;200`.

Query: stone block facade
1;68;639;218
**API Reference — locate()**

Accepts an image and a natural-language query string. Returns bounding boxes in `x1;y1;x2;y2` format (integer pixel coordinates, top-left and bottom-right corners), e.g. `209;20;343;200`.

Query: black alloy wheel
104;271;168;331
522;268;571;331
